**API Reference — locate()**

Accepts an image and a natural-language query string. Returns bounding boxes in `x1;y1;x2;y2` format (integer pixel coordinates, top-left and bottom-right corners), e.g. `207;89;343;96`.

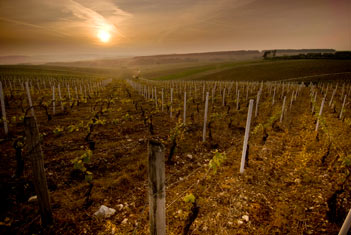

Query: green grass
147;60;256;80
143;59;351;82
150;64;219;80
3;59;350;82
192;59;351;81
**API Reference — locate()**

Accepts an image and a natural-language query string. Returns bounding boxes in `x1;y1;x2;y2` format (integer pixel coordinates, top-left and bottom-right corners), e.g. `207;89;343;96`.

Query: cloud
143;0;256;44
0;0;132;43
0;16;69;37
56;0;132;40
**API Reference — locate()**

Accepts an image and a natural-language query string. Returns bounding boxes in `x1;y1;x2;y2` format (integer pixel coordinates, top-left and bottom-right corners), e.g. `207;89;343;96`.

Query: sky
0;0;350;61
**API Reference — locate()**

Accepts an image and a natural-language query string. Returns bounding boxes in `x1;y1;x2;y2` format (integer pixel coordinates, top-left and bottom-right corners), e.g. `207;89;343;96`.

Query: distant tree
263;51;271;59
323;53;334;58
335;51;351;59
272;50;277;57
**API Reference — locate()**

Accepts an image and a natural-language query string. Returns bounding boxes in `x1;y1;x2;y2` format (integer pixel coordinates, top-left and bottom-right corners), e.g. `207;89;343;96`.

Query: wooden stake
203;92;209;142
240;99;254;174
52;86;56;115
155;87;158;108
0;82;8;135
25;82;36;120
315;97;325;132
235;81;238;96
202;84;205;102
246;85;249;101
222;88;226;106
75;86;79;101
24;117;53;226
329;88;336;107
236;90;240;110
255;90;261;117
312;92;317;113
170;88;173;118
339;95;347;119
148;140;166;235
67;84;71;100
339;208;351;235
280;96;286;123
341;83;345;101
80;84;83;98
58;84;63;111
161;88;164;112
183;92;187;124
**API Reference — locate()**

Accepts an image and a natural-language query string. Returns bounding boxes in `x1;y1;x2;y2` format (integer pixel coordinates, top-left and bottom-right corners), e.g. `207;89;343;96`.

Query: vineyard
1;65;351;234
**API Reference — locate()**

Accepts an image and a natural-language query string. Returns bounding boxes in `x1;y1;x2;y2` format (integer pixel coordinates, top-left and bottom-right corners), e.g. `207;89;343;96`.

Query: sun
97;29;111;43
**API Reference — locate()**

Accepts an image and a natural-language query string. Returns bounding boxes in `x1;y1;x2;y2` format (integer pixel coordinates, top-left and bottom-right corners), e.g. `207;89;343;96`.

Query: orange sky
0;0;350;61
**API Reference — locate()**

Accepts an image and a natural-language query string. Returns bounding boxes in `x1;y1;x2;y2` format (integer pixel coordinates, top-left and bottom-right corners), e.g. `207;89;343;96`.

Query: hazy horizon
1;0;350;63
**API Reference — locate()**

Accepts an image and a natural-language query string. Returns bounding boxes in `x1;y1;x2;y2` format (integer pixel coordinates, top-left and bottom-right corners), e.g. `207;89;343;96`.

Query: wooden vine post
203;92;209;142
289;91;294;110
255;89;261;117
246;85;249;101
155;87;158;108
58;84;64;111
170;88;173;118
75;86;79;101
202;84;205;102
240;99;254;174
80;84;83;98
24;117;53;226
341;83;345;101
183;91;187;124
280;96;286;123
0;81;8;135
25;82;36;121
315;97;325;132
236;90;240;110
84;85;87;99
339;209;351;235
67;84;71;100
329;88;336;107
52;86;56;115
148;140;166;235
161;88;164;112
312;92;317;113
339;95;347;119
222;88;226;106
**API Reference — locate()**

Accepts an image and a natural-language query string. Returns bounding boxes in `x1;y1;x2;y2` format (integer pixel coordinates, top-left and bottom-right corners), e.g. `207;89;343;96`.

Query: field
0;59;351;234
145;59;351;81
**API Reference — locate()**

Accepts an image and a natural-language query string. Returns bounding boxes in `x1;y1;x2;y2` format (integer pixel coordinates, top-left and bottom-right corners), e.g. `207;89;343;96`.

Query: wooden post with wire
202;92;209;142
148;140;166;235
339;209;351;235
280;96;286;123
315;97;325;132
240;99;254;174
0;81;8;135
24;117;53;226
183;91;187;124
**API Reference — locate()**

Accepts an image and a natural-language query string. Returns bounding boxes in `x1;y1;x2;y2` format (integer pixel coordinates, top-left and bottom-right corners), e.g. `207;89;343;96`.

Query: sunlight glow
97;29;111;43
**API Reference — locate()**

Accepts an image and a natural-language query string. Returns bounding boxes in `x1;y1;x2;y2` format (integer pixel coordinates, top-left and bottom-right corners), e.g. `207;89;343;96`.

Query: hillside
47;50;262;68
